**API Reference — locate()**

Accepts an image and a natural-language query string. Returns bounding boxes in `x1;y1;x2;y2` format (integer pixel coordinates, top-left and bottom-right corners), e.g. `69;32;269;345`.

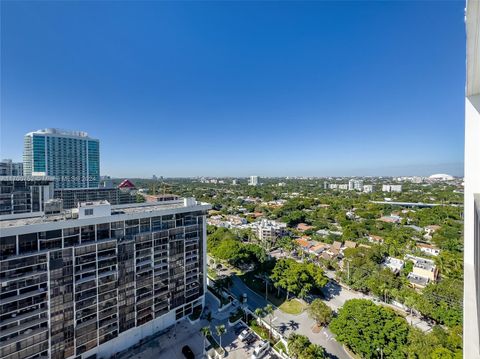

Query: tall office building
0;159;23;176
23;129;100;189
0;197;210;359
464;0;480;356
248;176;259;186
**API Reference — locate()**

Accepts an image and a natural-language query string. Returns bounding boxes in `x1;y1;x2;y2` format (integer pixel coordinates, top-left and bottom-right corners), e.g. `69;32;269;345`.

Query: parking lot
116;319;204;359
223;322;279;359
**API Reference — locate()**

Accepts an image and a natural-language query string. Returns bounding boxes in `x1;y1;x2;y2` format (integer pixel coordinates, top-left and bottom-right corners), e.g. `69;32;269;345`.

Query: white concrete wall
464;95;480;357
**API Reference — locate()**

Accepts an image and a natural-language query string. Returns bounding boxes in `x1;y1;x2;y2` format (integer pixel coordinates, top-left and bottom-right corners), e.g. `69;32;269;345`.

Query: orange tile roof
297;223;314;231
295;238;311;248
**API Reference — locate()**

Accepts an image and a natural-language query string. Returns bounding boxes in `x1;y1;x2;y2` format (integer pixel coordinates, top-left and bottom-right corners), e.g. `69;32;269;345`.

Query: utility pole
264;276;268;301
347;260;350;282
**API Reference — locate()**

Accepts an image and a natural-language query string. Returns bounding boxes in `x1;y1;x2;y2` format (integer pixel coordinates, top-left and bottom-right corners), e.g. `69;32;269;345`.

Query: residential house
383;257;405;274
297;223;314;232
416;243;441;256
368;235;384;244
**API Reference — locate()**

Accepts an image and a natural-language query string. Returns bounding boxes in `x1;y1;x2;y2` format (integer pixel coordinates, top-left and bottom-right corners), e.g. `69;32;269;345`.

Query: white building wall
464;0;480;356
464;94;480;357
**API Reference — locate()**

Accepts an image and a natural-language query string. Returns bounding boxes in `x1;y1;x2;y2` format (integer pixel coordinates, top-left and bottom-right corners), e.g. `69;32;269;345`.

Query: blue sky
1;1;465;177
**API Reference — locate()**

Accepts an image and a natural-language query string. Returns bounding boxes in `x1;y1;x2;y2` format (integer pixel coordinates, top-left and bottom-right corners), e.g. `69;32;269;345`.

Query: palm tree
263;304;274;340
215;324;226;348
254;307;264;326
200;326;211;354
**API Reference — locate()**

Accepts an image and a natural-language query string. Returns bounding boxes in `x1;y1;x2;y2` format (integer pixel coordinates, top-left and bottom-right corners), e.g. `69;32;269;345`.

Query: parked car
239;328;251;341
251;340;270;359
182;345;195;359
245;334;257;345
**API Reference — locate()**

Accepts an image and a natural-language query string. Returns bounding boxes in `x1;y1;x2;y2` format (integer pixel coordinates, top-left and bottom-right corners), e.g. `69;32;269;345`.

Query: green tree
307;299;333;327
330;299;410;358
200;326;211;354
215;324;226;348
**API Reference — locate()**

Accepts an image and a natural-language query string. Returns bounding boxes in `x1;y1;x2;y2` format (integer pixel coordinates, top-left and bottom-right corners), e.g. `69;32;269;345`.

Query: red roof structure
118;179;136;189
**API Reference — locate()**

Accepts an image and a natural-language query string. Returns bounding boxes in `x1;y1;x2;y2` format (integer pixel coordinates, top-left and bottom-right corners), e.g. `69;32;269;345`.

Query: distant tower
23;128;99;189
249;176;259;186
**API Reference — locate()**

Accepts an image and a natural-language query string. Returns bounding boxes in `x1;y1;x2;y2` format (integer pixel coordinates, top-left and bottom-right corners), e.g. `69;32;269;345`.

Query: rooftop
407;273;429;287
0;198;210;230
25;128;95;139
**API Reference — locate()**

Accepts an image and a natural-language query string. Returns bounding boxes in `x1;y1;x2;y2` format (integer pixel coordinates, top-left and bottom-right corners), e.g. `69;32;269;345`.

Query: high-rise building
349;179;363;191
464;1;480;356
0;197;210;359
248;176;259;186
0;176;55;217
23;129;100;189
348;179;355;190
0;159;23;176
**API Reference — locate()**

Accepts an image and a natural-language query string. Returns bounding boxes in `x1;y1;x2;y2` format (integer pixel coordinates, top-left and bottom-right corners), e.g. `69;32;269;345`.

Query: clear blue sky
1;1;465;177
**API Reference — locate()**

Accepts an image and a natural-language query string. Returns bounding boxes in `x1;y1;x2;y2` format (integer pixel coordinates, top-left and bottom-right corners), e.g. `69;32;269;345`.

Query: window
84;209;94;216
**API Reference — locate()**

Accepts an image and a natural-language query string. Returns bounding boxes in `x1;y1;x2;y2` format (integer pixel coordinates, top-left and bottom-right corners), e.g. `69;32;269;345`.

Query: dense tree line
330;299;462;358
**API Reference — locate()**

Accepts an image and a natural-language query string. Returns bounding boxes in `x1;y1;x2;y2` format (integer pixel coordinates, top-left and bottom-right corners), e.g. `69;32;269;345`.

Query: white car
251;340;270;359
239;328;251;341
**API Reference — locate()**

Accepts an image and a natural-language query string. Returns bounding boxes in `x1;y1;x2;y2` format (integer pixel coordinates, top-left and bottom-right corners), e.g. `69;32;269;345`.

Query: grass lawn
279;299;307;315
274;341;287;354
249;320;276;346
239;272;286;307
207;268;218;279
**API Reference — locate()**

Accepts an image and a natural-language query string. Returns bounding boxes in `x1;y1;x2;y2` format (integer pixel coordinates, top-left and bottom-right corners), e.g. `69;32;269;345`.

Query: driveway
228;275;350;359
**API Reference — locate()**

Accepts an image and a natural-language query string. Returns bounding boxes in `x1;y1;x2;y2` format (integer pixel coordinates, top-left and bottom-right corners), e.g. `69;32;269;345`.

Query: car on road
181;345;195;359
251;340;270;359
239;328;251;341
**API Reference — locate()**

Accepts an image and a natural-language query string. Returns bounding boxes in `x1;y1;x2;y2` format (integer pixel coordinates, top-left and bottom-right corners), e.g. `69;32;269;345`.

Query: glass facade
0;206;207;359
0;177;53;216
23;130;100;189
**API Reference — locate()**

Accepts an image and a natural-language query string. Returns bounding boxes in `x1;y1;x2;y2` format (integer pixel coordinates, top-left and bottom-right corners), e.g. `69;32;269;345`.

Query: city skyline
1;1;465;177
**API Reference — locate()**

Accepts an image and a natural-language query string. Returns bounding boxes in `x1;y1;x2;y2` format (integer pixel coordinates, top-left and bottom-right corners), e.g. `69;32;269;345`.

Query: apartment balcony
0;317;48;339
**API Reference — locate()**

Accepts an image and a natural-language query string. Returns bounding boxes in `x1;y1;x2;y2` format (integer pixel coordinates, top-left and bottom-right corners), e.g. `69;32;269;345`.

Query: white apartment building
248;176;259;186
251;219;286;248
464;1;480;356
363;185;374;193
338;184;348;190
348;179;363;191
0;197;210;359
382;184;402;192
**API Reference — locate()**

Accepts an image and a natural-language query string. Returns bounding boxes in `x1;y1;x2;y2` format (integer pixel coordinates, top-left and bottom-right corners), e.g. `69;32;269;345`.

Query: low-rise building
368;234;384;244
343;240;357;249
405;255;438;289
378;215;402;223
295;237;312;251
296;223;314;232
309;242;329;255
382;184;403;192
363;185;374;193
416;243;441;256
383;257;405;274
